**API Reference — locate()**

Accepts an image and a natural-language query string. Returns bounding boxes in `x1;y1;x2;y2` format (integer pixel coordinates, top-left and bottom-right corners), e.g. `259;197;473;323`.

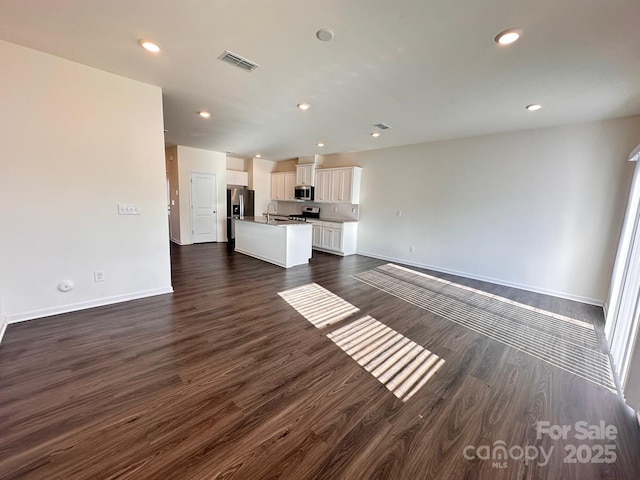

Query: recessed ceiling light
371;132;381;138
525;104;542;111
316;28;335;42
255;154;261;158
297;103;311;111
316;142;325;147
138;39;161;53
198;111;211;118
494;28;523;46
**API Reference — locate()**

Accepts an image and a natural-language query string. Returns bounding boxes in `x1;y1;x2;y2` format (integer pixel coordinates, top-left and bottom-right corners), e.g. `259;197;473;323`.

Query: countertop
313;218;358;223
234;216;311;227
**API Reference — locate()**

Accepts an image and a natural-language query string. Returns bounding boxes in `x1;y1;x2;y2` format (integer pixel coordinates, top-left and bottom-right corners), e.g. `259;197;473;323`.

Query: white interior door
190;172;217;243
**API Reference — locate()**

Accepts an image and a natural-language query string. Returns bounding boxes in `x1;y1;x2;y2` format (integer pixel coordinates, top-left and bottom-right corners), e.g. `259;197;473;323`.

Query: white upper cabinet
314;169;331;202
313;166;362;204
283;172;296;200
270;172;296;200
331;168;352;203
296;164;316;186
270;173;283;200
226;170;249;186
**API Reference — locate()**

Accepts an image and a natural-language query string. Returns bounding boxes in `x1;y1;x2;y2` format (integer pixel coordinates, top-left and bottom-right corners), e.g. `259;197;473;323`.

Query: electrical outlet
409;245;415;253
396;210;402;217
333;206;338;212
94;271;105;282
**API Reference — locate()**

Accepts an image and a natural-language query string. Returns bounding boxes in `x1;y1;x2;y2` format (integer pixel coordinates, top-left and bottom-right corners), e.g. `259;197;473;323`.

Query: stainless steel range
287;206;320;222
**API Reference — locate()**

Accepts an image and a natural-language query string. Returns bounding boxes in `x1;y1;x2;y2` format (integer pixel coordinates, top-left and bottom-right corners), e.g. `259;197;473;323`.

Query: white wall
0;40;172;322
226;156;248;171
323;116;640;304
176;146;227;243
273;159;297;173
252;157;277;216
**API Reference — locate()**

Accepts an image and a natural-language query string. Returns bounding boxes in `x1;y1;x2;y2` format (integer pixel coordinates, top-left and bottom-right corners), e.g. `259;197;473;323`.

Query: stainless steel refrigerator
226;187;255;244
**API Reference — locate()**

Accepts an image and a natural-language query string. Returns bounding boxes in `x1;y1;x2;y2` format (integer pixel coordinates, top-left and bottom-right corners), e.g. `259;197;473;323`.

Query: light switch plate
118;204;140;215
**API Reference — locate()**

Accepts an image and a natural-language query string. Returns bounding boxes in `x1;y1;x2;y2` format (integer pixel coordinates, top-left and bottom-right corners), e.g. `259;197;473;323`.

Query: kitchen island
234;217;312;268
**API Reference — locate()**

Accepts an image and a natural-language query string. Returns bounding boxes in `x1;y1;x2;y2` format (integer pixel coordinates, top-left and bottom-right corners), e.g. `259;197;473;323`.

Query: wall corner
0;298;7;345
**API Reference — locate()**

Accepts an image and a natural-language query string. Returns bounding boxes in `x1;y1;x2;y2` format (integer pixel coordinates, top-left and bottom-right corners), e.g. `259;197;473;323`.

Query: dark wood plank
0;243;639;479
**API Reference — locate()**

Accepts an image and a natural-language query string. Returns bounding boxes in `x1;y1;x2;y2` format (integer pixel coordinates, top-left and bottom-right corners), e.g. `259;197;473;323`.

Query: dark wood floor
1;243;639;479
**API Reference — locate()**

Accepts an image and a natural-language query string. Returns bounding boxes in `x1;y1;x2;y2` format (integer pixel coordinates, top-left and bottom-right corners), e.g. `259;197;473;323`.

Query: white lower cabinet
311;223;322;247
309;220;357;256
321;227;341;251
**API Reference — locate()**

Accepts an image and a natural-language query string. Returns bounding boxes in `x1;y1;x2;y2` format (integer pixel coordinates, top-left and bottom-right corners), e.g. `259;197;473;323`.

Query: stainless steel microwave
294;185;314;201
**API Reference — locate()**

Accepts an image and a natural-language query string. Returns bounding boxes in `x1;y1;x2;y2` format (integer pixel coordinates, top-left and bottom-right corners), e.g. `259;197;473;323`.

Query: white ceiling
1;0;639;161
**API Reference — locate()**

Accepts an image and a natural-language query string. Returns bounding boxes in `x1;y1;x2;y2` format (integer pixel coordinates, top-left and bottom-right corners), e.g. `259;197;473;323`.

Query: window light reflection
328;316;445;402
278;283;360;328
279;283;444;401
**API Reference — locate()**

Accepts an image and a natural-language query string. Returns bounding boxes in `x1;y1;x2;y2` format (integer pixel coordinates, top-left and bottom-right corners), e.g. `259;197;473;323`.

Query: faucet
265;202;277;223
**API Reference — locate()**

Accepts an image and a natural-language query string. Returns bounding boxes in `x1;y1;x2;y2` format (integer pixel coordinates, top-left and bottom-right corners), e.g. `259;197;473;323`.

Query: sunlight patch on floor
327;315;445;401
382;263;595;331
279;283;444;401
353;264;616;393
278;283;360;328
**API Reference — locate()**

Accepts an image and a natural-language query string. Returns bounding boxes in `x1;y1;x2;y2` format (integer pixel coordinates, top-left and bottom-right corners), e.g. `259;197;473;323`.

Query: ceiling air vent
373;123;392;130
218;50;259;72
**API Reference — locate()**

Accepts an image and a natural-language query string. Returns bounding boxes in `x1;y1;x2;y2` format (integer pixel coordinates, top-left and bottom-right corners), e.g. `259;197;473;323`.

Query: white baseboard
170;237;189;245
6;287;174;324
0;315;7;345
356;251;603;307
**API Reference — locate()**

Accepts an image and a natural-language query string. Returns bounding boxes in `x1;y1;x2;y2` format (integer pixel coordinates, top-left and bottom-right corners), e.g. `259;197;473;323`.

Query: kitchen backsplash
275;201;360;221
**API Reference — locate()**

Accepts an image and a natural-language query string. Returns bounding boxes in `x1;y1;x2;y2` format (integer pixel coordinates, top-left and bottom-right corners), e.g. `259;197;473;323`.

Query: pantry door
190;172;217;243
